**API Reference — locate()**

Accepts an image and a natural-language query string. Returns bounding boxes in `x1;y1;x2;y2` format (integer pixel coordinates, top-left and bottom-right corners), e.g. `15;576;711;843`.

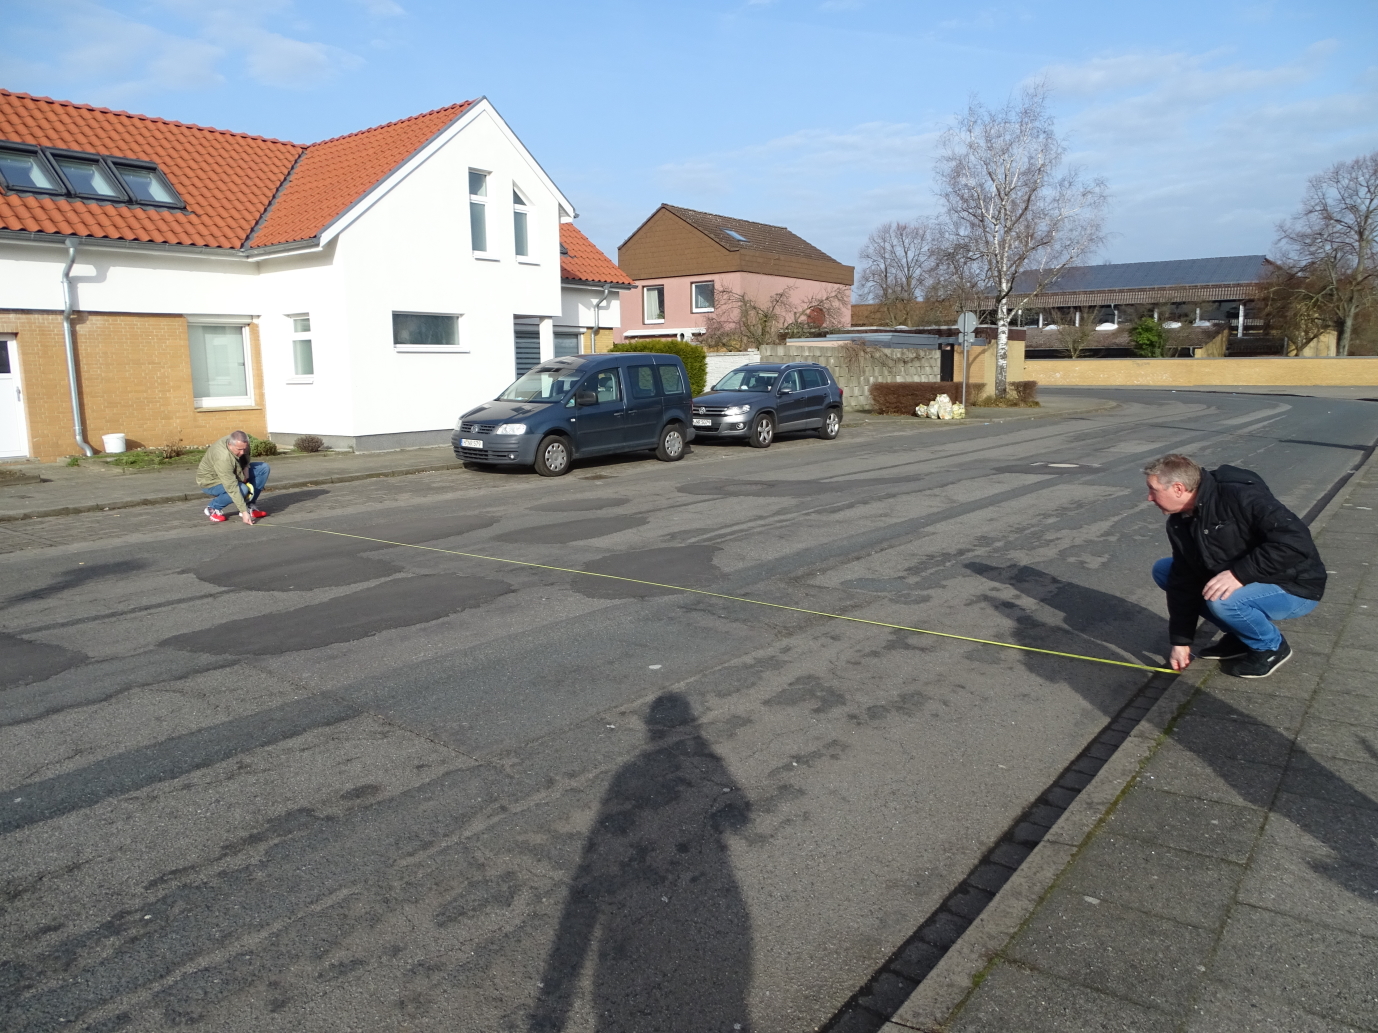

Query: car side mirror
575;390;598;407
778;386;793;395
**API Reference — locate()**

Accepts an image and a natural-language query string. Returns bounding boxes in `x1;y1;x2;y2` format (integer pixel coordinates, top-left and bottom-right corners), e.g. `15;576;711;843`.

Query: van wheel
534;436;572;476
819;408;842;439
748;413;775;448
656;422;686;462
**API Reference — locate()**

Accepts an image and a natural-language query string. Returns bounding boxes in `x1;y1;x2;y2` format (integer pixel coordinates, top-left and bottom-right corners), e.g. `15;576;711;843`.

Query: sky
4;0;1377;282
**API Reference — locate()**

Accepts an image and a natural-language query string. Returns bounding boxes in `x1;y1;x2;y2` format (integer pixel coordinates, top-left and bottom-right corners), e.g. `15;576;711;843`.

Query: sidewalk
0;395;1114;523
0;445;465;522
884;458;1378;1031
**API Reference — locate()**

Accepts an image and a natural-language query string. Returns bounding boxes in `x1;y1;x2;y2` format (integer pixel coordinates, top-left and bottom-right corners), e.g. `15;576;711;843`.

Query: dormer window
0;141;184;208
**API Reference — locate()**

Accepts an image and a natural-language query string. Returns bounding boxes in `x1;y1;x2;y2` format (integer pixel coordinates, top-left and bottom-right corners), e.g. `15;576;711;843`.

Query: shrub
868;381;985;415
249;435;279;457
1011;380;1039;403
609;339;708;396
1129;317;1167;357
293;435;325;453
156;441;188;460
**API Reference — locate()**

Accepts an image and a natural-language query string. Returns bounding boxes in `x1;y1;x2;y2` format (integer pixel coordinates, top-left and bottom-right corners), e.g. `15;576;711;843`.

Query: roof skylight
722;228;748;242
0;141;184;209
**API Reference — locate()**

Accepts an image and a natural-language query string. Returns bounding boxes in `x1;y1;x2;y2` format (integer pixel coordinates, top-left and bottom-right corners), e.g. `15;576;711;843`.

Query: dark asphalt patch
528;496;629;512
4;558;149;604
192;514;500;590
158;574;512;655
494;514;647;545
576;545;721;599
0;633;87;691
677;475;927;498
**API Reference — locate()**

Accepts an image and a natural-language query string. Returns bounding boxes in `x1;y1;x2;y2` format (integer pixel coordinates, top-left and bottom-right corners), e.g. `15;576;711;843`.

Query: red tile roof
0;90;474;251
560;222;633;286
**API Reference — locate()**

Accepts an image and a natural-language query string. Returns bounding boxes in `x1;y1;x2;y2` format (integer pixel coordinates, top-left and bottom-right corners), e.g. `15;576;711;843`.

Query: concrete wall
1026;356;1378;388
760;342;941;411
1;310;266;460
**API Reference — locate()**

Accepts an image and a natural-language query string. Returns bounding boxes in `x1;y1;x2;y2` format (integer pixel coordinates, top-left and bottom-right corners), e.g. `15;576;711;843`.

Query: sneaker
204;506;226;523
249;508;268;519
1197;633;1249;661
1225;638;1292;679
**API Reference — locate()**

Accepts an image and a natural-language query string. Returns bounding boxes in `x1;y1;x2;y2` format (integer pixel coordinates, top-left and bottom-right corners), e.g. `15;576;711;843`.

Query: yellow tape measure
274;524;1175;675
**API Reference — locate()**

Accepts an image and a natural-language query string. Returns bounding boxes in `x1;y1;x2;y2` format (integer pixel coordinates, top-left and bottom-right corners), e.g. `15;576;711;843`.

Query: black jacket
1164;465;1326;645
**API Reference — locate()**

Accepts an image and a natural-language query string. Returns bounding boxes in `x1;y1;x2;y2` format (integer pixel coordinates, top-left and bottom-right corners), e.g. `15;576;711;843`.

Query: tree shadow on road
528;692;755;1033
967;561;1378;904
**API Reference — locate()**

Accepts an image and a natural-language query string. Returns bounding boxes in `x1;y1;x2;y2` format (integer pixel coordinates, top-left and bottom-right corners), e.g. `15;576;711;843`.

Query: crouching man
196;430;269;525
1146;454;1325;678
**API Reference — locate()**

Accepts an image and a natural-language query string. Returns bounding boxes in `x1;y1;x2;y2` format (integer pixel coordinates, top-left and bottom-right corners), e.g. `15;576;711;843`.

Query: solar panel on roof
1014;256;1268;294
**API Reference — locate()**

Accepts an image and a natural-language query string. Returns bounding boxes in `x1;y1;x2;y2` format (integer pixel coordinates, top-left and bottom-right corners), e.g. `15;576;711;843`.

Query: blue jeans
202;461;270;514
1153;557;1317;652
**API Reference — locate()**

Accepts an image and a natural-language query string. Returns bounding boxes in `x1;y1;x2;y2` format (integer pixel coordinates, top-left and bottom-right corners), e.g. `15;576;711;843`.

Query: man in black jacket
1146;454;1326;678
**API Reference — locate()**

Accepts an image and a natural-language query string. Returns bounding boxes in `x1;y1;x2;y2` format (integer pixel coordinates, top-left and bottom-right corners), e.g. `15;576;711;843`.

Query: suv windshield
498;366;582;402
714;368;780;392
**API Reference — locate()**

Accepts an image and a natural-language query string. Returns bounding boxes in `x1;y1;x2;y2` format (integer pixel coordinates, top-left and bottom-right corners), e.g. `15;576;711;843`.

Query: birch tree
935;85;1107;395
1275;151;1378;356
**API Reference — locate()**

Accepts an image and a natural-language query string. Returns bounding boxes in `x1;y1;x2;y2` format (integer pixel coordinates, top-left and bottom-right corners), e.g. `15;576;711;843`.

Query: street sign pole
957;311;977;408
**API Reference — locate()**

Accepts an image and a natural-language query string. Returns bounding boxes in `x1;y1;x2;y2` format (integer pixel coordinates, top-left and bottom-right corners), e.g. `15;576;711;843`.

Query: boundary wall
1026;356;1378;389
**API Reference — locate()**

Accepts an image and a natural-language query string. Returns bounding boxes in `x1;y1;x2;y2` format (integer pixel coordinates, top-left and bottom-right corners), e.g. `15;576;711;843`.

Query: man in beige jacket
196;430;269;524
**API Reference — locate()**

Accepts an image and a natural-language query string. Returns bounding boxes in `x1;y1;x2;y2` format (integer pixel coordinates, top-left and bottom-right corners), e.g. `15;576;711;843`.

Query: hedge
868;381;985;414
609;340;708;396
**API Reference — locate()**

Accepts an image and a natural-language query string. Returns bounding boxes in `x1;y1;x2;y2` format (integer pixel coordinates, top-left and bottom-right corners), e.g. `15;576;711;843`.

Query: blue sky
4;0;1377;280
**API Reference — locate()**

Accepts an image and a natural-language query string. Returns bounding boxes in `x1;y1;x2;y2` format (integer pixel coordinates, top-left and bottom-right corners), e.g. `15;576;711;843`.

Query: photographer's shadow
529;693;754;1033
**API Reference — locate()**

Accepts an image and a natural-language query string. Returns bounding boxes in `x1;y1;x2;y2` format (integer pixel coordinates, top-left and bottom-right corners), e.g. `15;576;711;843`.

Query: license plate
692;419;711;427
461;438;483;448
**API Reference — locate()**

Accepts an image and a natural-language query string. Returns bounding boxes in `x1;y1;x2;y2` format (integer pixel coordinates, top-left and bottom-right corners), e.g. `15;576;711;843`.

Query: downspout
589;285;612;354
61;238;94;456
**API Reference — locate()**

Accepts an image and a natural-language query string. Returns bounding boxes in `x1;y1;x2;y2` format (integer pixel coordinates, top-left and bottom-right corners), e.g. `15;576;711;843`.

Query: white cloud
355;0;404;14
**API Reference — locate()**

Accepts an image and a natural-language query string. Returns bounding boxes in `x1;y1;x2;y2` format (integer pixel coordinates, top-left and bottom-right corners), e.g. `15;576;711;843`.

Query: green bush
609;339;708;396
249;435;279;457
1129;317;1167;357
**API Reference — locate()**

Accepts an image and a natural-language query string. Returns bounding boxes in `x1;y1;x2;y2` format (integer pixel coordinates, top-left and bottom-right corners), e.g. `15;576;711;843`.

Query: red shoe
204;506;227;523
249;508;268;519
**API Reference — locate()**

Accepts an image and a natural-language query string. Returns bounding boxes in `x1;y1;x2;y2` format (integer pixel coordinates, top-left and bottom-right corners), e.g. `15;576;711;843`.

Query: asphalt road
3;389;1376;1033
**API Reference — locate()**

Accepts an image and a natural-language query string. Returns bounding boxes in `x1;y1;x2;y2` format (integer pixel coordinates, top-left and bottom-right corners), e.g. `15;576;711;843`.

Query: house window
691;281;714;313
290;315;314;379
393;312;461;352
644;285;665;323
513;187;530;257
469;170;488;253
0;141;184;207
188;324;252;408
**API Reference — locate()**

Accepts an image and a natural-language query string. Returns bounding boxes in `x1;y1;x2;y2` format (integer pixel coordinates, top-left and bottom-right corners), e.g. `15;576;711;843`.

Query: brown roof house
615;205;853;346
0;89;611;460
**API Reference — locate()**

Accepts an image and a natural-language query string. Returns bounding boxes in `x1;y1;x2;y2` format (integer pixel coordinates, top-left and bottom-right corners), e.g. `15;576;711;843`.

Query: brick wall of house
0;310;267;460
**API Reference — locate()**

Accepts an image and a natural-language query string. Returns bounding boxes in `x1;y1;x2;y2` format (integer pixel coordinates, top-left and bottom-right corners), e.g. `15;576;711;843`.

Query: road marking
270;523;1175;675
1216;403;1291;427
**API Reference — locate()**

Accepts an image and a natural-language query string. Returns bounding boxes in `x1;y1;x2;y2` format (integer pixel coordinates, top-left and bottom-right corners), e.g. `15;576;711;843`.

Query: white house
0;89;623;459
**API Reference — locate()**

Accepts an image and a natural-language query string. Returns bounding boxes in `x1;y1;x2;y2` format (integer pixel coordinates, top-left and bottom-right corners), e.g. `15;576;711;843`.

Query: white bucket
101;433;127;454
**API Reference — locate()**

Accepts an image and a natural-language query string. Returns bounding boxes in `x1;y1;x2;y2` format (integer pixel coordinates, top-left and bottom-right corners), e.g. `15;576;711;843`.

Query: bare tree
858;219;940;325
700;283;850;351
934;84;1108;394
1274;151;1378;356
1261;262;1335;355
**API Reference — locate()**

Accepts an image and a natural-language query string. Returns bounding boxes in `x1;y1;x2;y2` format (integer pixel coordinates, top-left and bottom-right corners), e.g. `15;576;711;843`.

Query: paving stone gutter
820;445;1378;1033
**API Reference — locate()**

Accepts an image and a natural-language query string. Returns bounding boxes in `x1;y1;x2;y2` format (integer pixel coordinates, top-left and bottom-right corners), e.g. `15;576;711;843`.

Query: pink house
615;205;853;343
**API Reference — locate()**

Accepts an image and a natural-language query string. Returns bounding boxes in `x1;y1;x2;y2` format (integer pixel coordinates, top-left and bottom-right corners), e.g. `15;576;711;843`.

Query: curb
882;441;1378;1033
0;463;465;523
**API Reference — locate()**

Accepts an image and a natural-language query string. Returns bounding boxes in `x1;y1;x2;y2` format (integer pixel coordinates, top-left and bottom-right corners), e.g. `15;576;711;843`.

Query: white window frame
469;169;490;257
691;281;715;313
513;184;537;264
392;311;466;354
187;317;255;410
287;312;313;384
643;285;665;324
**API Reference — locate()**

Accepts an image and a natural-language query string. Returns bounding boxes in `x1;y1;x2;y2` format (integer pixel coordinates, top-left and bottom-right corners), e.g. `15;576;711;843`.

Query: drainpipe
61;238;94;456
589;285;612;354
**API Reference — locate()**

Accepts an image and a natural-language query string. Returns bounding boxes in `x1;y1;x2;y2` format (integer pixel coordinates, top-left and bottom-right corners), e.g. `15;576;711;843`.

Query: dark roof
1016;256;1269;295
659;204;844;265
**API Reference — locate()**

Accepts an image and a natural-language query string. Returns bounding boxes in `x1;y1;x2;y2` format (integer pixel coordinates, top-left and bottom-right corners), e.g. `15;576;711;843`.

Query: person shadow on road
529;692;754;1033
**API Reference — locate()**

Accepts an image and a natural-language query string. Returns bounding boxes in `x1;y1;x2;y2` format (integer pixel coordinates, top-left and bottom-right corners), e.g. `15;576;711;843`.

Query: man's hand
240;511;257;525
1202;570;1243;601
1169;645;1193;671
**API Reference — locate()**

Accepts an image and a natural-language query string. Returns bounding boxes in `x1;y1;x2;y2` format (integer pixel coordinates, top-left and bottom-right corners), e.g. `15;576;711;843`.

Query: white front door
0;338;30;458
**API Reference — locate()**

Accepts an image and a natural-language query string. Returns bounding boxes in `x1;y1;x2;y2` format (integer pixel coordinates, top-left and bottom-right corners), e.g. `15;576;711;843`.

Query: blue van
452;353;696;477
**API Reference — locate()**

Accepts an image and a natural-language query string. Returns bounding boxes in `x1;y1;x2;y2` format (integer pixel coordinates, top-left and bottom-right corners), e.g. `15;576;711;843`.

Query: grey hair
228;430;250;444
1143;454;1202;491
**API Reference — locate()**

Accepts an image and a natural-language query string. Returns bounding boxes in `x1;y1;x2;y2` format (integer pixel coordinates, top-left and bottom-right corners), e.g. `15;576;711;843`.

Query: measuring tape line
271;524;1175;675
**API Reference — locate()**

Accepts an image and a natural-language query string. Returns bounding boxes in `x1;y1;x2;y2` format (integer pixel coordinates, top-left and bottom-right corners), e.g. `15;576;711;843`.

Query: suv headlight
494;423;528;435
723;404;751;416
